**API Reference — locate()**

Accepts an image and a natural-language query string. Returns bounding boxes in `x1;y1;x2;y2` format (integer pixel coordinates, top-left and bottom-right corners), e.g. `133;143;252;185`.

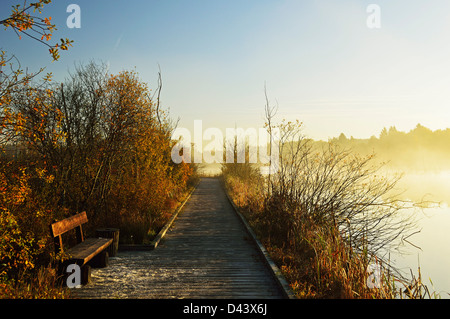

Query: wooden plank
50;211;88;237
150;183;198;249
74;178;290;299
67;237;113;265
224;186;297;299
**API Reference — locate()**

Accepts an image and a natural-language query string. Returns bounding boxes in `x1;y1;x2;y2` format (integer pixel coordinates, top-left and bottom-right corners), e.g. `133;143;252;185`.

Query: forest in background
327;124;450;172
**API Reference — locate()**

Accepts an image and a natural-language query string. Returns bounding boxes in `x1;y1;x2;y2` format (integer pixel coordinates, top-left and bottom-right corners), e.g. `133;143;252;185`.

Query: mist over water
310;127;450;296
387;169;450;297
198;124;450;296
395;170;450;205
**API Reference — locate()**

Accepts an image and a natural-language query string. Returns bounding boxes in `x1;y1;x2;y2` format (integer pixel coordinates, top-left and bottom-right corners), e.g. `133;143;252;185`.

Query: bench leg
91;250;109;268
81;265;91;285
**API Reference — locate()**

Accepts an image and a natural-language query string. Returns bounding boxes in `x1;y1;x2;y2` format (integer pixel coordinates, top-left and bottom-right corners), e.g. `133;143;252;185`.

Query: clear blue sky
2;0;450;140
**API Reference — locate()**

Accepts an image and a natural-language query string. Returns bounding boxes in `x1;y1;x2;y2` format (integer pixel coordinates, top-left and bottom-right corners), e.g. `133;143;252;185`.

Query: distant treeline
326;124;450;171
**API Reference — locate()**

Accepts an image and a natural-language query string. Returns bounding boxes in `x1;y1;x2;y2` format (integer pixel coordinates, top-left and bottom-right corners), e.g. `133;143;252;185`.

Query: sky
1;0;450;140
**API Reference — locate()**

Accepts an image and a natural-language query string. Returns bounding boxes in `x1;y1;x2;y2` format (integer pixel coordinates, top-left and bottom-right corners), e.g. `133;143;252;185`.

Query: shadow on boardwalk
73;178;286;299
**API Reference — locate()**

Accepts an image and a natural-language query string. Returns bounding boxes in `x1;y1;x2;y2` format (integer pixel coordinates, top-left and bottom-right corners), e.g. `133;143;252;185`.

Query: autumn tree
1;0;72;145
0;0;73;61
5;61;195;241
0;4;195;293
0;1;74;298
99;67;193;242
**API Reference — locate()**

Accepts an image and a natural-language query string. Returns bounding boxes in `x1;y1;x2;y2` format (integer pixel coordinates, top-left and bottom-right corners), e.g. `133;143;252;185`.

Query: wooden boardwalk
74;178;288;299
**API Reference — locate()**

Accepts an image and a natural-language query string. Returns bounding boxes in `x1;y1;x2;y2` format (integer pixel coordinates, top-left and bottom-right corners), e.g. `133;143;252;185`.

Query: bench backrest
50;211;88;254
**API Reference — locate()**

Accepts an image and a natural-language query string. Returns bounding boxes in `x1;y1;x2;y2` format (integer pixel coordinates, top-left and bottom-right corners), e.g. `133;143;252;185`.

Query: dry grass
0;266;71;299
223;174;440;299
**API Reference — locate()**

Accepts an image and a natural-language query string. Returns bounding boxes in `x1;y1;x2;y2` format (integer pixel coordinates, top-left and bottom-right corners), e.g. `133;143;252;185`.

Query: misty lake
202;164;450;297
388;170;450;297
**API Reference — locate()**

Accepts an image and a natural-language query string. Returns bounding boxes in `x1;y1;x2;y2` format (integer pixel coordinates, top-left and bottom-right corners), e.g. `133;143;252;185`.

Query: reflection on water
395;170;450;205
389;170;450;298
390;205;450;297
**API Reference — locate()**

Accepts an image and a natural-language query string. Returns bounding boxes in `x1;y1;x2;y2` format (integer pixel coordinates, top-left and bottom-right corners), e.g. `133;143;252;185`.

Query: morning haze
1;0;450;301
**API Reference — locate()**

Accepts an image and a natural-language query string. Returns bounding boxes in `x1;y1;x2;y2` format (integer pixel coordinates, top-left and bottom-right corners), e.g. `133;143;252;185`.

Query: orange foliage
1;0;73;61
0;62;197;295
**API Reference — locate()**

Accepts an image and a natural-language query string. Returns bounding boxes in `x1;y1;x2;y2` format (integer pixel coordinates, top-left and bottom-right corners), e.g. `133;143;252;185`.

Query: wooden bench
50;211;113;285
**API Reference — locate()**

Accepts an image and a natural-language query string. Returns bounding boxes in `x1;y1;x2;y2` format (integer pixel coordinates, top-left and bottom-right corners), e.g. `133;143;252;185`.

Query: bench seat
67;237;113;266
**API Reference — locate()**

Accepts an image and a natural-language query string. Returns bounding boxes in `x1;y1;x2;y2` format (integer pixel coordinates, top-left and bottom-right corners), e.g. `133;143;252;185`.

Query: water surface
389;170;450;297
